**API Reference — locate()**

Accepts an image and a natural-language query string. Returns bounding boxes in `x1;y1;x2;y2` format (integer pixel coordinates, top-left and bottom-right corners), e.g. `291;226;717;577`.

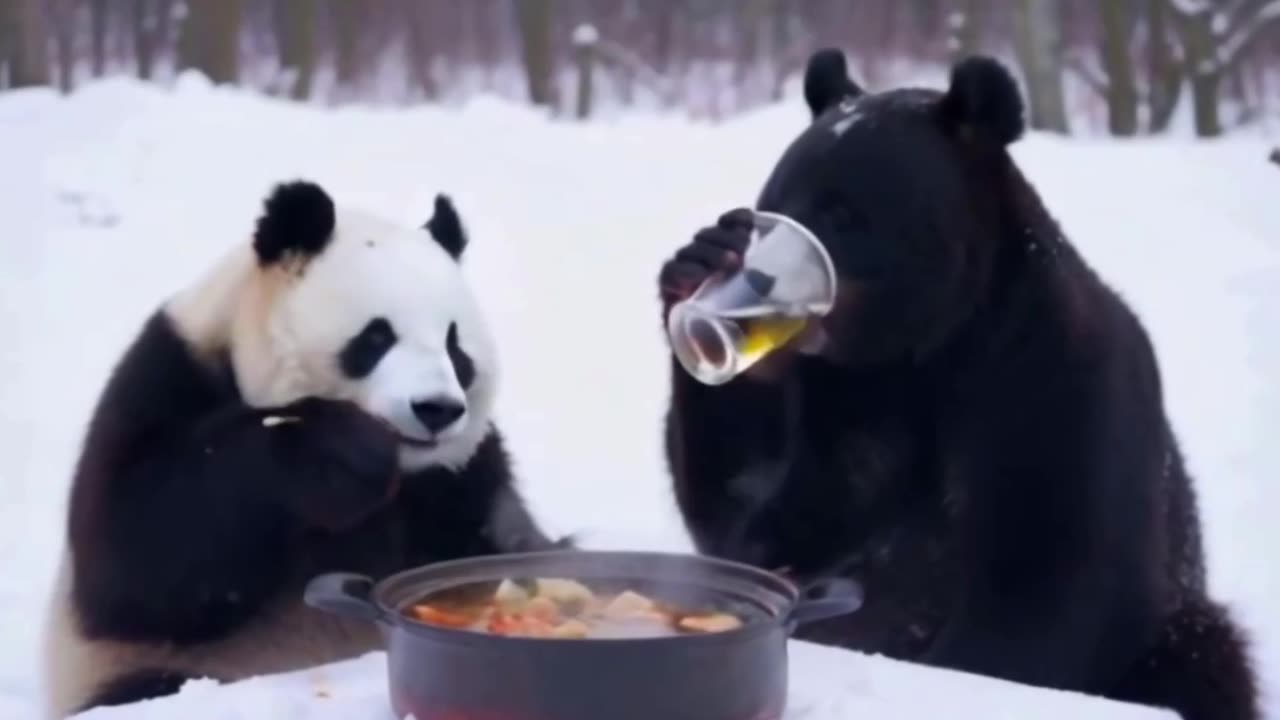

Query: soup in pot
404;577;745;639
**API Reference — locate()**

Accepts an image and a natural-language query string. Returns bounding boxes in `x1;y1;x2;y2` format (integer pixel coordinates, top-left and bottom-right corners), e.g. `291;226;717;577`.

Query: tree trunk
47;0;74;92
573;26;594;120
947;0;984;63
1145;0;1181;133
769;0;797;101
132;0;159;81
513;0;556;108
274;0;316;100
735;0;769;89
1011;0;1069;133
1099;0;1139;136
330;0;361;96
1189;69;1222;137
654;0;676;73
90;0;108;77
403;0;439;101
1;0;51;88
469;1;499;90
177;0;241;84
1168;6;1221;137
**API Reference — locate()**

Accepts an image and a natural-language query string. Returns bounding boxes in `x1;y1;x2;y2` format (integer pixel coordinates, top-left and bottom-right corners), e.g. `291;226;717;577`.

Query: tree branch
1216;0;1280;71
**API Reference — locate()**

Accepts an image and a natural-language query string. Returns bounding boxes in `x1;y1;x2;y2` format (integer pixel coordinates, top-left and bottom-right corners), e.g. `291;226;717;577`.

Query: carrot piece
487;611;559;637
677;613;743;633
411;604;473;628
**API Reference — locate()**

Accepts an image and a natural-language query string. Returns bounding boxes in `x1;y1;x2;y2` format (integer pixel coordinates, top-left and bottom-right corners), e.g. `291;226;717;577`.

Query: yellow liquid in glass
733;314;809;365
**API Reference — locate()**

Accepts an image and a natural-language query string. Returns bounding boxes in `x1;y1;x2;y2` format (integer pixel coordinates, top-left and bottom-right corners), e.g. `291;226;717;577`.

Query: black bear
657;50;1259;720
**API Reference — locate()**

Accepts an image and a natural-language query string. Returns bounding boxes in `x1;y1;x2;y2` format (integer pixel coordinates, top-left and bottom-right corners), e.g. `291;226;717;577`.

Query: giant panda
41;180;563;718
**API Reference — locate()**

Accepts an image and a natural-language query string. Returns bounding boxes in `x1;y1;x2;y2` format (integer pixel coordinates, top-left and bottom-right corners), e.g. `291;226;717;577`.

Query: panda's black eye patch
447;322;476;390
340;317;398;379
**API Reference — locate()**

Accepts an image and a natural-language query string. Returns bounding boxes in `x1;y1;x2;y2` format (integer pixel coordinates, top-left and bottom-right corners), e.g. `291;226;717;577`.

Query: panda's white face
227;205;498;472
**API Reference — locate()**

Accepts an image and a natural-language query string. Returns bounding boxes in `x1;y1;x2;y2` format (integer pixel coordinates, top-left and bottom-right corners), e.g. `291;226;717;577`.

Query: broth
403;577;746;639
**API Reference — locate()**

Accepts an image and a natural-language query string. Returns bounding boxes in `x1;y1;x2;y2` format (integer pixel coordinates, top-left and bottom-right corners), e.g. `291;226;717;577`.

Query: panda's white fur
170;205;500;472
40;189;515;718
41;550;382;720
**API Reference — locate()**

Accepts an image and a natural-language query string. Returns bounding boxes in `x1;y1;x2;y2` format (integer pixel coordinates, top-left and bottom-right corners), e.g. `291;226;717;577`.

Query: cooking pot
304;549;862;720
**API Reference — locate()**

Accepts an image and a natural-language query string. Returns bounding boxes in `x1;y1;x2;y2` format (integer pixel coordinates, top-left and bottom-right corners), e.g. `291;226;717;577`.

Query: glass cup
667;211;837;385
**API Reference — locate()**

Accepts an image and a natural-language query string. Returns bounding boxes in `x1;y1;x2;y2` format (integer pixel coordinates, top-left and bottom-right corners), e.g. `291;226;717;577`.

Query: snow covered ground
0;73;1276;718
72;644;1176;720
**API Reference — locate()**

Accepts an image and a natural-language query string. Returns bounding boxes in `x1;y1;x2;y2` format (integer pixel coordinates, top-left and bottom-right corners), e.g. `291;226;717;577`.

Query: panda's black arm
663;356;795;561
399;430;569;558
66;312;300;645
918;357;1156;690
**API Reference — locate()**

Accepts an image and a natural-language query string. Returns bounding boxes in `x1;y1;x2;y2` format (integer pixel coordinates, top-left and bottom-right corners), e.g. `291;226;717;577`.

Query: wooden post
573;23;598;121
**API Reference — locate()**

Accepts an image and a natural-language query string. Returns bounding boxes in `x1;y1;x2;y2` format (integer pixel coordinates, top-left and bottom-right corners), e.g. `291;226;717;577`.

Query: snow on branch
1166;0;1280;75
1215;0;1280;71
592;37;679;104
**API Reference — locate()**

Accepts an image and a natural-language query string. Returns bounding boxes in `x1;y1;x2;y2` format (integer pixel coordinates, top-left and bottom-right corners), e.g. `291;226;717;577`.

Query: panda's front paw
265;398;401;532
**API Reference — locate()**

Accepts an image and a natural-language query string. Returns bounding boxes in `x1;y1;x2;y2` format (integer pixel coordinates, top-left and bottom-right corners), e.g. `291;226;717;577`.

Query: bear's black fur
658;51;1258;720
64;190;563;714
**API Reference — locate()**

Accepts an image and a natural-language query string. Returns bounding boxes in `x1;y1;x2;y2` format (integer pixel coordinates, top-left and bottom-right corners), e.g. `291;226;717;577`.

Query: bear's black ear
253;180;335;266
803;48;864;119
938;55;1025;146
425;193;467;260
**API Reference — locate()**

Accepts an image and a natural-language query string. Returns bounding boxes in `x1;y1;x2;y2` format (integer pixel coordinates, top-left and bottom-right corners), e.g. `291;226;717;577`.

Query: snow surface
0;73;1277;718
71;644;1174;720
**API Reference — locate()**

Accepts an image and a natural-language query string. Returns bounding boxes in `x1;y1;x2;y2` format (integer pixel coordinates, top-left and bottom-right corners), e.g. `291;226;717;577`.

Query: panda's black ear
803;48;864;119
425;193;467;260
253;181;335;266
938;55;1025;147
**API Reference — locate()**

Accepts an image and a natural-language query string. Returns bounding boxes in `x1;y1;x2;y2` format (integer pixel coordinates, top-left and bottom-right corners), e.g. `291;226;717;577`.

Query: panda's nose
411;397;466;433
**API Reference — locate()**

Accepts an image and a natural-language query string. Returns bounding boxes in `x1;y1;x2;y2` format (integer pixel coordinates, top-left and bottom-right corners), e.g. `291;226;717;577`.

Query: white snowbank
72;642;1176;720
0;77;1276;718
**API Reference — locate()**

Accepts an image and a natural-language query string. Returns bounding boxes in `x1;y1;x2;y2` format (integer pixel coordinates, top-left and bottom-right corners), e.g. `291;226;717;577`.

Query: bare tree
6;0;1278;127
177;0;242;84
329;0;362;97
1167;0;1280;137
1146;0;1184;132
90;0;107;77
514;0;556;108
403;0;440;100
1012;0;1070;133
274;0;316;100
131;0;169;81
653;0;678;73
0;0;51;88
47;0;75;92
1067;0;1141;136
947;0;985;63
1100;0;1140;135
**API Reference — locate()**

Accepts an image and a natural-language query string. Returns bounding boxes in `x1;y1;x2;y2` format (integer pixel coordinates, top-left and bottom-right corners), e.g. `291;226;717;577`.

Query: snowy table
76;640;1176;719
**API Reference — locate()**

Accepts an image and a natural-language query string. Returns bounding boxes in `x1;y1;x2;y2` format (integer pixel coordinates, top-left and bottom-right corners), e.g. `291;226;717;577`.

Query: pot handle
787;577;864;626
304;572;385;623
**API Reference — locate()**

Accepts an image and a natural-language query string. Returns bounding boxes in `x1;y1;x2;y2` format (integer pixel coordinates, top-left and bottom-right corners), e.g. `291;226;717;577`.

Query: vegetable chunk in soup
405;577;745;639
